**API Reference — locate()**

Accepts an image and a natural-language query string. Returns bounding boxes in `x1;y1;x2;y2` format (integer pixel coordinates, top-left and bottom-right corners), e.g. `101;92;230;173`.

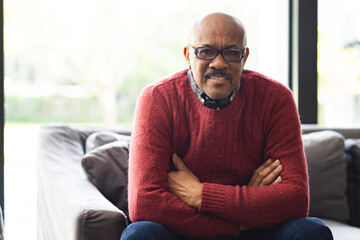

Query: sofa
37;123;360;240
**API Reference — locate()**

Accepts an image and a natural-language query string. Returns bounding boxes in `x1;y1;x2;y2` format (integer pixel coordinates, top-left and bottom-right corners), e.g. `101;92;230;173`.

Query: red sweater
128;69;309;238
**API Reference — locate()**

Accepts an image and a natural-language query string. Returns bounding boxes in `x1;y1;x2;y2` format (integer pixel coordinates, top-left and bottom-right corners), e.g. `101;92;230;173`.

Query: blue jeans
120;217;333;240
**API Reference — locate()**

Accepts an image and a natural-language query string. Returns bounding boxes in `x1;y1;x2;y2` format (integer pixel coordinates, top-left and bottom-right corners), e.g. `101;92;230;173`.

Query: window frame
289;0;318;124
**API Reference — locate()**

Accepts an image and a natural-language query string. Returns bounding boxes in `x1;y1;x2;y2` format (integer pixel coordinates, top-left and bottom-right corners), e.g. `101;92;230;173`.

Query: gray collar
187;70;240;110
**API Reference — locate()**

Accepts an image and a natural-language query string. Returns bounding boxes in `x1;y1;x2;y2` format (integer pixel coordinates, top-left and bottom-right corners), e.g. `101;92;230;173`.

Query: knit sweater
128;69;309;239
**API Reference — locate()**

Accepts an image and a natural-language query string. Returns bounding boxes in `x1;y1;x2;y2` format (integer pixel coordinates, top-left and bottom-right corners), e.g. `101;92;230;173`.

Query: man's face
185;15;249;99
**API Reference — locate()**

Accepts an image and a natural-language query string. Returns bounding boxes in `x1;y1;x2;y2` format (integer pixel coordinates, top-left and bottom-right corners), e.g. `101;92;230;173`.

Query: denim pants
120;217;333;240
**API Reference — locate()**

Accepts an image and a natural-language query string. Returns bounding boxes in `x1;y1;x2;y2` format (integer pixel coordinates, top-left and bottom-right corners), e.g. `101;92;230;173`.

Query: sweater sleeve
198;85;309;228
128;85;240;238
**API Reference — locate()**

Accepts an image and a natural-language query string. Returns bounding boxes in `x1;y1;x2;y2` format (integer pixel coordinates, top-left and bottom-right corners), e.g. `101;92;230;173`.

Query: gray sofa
37;124;360;240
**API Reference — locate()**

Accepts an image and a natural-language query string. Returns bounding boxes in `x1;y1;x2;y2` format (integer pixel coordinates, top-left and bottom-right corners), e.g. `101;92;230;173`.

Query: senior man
121;12;333;240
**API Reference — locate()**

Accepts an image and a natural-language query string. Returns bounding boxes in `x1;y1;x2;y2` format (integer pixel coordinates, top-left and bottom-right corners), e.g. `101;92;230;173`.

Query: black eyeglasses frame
188;45;246;62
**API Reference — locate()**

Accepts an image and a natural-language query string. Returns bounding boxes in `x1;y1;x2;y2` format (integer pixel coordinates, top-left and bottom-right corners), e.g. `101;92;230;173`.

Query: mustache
203;70;231;80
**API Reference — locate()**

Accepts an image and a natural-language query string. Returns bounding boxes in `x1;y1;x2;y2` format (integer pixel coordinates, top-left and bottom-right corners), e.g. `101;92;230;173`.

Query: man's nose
209;53;228;70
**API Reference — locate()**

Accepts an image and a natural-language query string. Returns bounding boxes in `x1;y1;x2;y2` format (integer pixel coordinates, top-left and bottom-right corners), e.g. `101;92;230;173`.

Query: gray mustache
203;71;231;80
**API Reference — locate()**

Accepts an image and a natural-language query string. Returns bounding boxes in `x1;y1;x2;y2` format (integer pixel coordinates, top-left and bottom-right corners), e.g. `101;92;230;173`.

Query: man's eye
226;50;241;57
199;48;214;55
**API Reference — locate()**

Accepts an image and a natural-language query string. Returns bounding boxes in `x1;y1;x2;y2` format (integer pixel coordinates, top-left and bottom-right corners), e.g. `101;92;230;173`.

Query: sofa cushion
81;133;130;216
85;131;130;152
302;130;349;222
345;139;360;227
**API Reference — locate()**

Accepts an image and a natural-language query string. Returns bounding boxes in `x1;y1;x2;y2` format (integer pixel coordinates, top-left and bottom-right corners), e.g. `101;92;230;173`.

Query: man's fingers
254;159;272;172
247;159;272;186
248;159;283;187
253;159;279;186
172;153;188;171
259;164;283;186
272;176;282;185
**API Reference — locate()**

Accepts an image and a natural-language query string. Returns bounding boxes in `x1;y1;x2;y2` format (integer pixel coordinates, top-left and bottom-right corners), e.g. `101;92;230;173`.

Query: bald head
188;12;247;48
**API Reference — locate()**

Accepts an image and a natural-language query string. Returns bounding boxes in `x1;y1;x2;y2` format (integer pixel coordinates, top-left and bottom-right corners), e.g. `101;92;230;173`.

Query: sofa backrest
302;124;360;139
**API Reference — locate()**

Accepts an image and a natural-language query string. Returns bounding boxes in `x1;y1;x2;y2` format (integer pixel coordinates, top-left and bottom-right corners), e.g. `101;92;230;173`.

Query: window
318;0;360;126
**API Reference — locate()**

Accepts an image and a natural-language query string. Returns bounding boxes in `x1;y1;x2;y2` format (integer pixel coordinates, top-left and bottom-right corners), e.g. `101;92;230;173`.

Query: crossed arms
167;153;283;209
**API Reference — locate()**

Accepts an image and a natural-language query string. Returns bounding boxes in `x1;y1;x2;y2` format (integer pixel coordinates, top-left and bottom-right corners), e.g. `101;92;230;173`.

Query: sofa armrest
37;124;127;240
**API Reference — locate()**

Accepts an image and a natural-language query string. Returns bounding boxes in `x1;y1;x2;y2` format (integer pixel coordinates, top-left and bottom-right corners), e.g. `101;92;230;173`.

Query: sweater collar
187;70;240;110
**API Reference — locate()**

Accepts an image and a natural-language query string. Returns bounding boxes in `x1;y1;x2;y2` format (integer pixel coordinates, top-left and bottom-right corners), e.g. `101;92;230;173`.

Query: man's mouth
203;71;231;83
208;76;228;81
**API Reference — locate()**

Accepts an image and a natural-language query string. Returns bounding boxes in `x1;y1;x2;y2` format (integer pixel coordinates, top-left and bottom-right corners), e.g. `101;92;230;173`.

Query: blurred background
2;0;360;239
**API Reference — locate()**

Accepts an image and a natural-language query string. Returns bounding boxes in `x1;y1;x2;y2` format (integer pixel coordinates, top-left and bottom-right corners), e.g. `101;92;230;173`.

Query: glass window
4;0;288;239
5;0;289;126
318;0;360;126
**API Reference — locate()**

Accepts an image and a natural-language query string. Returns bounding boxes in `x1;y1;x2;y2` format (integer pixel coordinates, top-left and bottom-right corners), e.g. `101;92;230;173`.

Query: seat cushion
322;218;360;240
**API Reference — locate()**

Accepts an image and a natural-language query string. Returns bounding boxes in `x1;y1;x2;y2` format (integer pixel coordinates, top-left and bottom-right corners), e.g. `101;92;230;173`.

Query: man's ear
184;46;191;68
243;47;250;65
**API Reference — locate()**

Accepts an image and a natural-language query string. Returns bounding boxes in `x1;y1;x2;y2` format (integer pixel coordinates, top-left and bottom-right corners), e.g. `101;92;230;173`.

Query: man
121;12;333;240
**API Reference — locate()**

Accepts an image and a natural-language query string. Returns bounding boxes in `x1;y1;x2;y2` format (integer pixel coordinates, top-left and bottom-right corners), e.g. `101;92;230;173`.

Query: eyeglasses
188;45;246;62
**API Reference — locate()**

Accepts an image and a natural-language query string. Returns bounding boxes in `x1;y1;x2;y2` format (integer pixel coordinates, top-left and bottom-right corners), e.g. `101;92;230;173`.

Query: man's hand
247;159;283;187
167;153;203;209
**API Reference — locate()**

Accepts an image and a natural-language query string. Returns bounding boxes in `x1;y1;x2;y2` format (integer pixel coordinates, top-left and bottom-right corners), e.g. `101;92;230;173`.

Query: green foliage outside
5;95;135;124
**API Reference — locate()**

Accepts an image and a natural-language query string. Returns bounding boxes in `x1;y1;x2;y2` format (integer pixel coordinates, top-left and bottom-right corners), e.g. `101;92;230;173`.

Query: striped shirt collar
187;70;240;110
